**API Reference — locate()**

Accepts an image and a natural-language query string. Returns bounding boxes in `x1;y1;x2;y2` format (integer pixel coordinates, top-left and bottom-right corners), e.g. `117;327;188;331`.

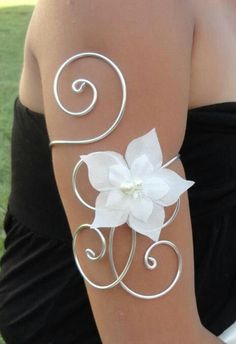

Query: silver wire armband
50;52;195;299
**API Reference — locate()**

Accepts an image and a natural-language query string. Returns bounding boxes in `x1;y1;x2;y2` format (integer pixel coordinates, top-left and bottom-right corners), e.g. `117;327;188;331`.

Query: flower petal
105;189;131;210
125;128;163;169
143;176;170;201
130;154;154;179
91;191;129;228
129;197;153;222
80;151;128;191
127;203;165;242
108;164;131;187
156;167;195;206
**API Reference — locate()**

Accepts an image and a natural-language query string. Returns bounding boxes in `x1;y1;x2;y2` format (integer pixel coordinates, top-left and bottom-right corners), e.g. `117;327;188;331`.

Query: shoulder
28;0;196;55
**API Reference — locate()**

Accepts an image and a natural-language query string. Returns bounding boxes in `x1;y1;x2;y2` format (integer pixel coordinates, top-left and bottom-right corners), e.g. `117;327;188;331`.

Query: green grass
0;0;36;7
0;1;36;234
0;2;36;342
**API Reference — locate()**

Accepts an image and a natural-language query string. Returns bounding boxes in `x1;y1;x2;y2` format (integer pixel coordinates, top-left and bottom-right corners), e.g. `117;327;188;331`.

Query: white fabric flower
80;128;195;242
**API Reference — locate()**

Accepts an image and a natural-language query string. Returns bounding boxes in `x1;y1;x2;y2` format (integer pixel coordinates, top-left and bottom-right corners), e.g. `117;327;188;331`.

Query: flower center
120;179;143;199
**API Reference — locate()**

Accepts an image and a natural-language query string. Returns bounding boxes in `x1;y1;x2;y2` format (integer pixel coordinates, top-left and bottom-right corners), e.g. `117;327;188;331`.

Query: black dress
0;96;235;343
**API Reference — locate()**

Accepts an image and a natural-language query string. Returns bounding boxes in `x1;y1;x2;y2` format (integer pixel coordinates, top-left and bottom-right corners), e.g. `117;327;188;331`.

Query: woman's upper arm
29;1;210;343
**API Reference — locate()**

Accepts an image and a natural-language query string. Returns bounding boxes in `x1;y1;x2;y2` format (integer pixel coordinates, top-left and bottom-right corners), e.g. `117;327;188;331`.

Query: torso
189;0;236;109
19;0;236;114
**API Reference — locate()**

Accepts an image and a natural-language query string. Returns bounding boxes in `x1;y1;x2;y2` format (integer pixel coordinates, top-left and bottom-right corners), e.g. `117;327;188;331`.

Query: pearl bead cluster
120;179;143;199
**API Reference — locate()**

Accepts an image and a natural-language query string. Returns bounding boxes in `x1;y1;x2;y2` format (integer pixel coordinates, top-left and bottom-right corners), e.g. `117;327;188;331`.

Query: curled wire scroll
50;52;127;146
51;51;183;299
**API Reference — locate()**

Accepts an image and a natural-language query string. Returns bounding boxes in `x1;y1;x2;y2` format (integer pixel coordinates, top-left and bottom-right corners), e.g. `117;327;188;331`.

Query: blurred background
0;1;36;342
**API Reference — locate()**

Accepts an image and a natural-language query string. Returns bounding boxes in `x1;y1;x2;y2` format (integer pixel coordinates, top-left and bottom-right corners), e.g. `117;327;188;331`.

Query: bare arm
28;0;224;342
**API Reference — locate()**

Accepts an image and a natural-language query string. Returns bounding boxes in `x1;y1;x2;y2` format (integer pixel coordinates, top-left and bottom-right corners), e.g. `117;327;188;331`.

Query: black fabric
0;211;101;344
0;97;236;343
8;97;72;242
179;102;236;335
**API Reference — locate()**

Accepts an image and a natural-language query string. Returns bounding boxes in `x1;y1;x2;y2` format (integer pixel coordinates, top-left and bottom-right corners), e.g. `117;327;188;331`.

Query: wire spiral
50;52;127;146
110;237;182;299
51;51;183;299
72;224;136;289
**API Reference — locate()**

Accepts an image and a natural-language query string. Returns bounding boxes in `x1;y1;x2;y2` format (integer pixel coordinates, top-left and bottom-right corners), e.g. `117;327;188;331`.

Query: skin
17;0;234;342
